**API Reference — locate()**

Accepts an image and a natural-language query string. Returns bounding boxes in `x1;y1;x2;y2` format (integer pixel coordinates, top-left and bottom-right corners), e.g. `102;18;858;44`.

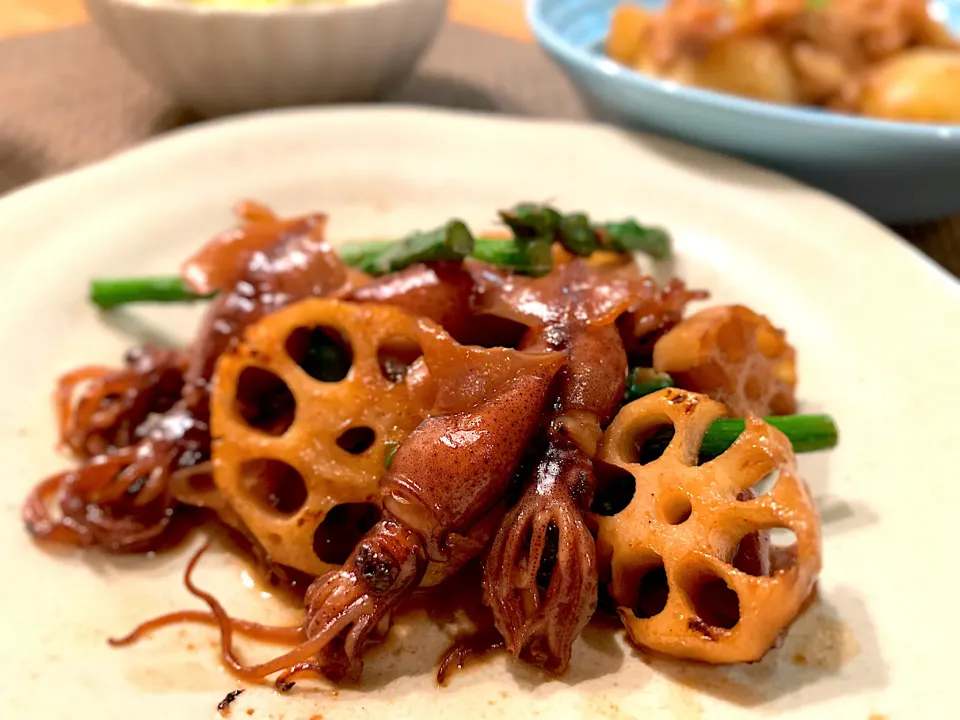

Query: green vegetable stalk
624;368;675;402
88;204;673;309
349;220;474;275
499;203;672;260
89;277;215;310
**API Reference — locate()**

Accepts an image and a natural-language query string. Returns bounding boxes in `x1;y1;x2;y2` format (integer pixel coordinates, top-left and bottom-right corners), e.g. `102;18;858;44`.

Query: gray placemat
0;22;957;277
0;23;584;191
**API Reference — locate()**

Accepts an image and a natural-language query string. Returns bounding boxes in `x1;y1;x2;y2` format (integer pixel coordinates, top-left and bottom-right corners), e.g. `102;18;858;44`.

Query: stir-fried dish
22;202;837;697
608;0;960;123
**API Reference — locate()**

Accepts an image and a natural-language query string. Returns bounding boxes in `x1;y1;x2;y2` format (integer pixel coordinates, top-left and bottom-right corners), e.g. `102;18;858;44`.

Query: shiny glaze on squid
347;260;526;347
347;262;475;343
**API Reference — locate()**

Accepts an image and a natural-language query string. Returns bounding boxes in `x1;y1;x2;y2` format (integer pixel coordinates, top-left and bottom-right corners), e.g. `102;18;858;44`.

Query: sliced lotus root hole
239;458;308;515
728;527;771;578
627;418;675;465
657;491;693;525
234;366;296;436
377;335;423;383
313;503;381;565
594;388;821;663
634;558;670;619
590;460;636;517
612;549;670;619
686;570;741;632
336;426;376;455
741;468;779;499
721;488;776;577
286;325;353;382
769;526;799;573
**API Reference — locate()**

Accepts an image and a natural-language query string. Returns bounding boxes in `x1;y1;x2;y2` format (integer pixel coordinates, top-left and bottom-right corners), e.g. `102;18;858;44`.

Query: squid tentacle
483;443;598;674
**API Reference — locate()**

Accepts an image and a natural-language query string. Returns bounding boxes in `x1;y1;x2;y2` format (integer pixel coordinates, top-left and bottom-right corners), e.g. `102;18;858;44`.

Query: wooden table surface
0;0;531;40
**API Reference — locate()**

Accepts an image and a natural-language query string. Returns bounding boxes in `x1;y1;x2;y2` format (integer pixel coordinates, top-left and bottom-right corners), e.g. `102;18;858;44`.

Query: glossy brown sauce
399;560;509;684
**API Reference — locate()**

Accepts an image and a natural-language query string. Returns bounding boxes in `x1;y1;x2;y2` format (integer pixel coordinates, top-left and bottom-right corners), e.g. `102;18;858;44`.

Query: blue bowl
528;0;960;223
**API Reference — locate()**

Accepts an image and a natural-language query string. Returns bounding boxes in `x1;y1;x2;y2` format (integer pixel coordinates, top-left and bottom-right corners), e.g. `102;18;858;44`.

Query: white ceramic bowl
84;0;449;116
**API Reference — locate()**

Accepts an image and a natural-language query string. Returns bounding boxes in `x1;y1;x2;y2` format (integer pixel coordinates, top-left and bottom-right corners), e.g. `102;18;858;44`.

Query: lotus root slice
593;388;821;663
212;299;436;576
653;304;797;417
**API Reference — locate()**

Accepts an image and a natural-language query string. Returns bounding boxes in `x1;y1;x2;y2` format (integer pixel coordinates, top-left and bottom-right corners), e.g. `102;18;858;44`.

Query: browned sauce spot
436;628;505;684
217;689;244;715
687;617;715;640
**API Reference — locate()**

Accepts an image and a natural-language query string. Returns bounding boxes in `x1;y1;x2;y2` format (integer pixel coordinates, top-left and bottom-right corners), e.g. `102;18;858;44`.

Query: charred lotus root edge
212;299;436;576
653;304;797;417
593;388;821;663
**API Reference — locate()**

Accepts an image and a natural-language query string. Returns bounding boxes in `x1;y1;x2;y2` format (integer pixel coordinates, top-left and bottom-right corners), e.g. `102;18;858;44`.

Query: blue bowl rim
527;0;960;140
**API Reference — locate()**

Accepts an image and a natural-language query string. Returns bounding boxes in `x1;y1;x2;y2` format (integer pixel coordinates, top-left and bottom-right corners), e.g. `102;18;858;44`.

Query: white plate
1;107;958;719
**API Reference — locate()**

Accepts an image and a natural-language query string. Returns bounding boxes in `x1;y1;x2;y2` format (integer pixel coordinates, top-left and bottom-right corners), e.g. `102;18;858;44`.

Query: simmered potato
668;36;801;105
609;4;800;104
859;49;960;122
607;5;655;67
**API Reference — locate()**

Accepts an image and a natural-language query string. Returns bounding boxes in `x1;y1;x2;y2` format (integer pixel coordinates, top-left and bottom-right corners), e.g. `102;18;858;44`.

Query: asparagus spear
624;368;675;402
596;220;671;260
366;220;474;275
341;237;555;277
335;240;393;274
558;213;598;256
710;415;838;455
89;277;214;309
499;203;672;260
480;238;554;277
499;202;563;240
